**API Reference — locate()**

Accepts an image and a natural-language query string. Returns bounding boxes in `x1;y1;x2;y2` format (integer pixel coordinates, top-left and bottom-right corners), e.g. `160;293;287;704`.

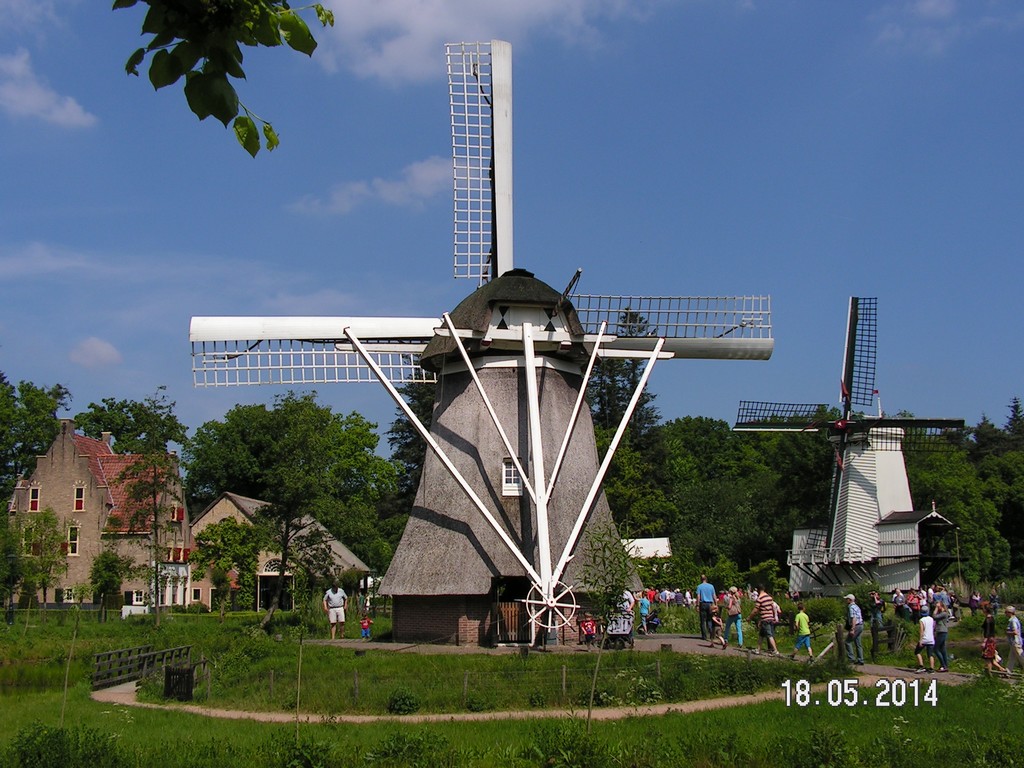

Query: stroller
603;611;635;649
645;609;662;633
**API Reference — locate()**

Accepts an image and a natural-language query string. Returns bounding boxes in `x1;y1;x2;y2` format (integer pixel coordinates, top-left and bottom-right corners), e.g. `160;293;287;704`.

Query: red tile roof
72;434;175;534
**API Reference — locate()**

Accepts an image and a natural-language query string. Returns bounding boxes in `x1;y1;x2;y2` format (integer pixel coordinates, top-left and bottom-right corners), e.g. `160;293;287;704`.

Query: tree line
2;368;1023;609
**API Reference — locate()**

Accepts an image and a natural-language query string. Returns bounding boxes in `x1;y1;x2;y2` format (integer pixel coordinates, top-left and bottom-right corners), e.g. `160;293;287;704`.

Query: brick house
7;419;191;609
189;492;369;611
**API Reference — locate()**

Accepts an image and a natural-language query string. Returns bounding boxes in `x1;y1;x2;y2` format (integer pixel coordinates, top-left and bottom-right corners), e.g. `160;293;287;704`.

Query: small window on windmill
502;459;523;497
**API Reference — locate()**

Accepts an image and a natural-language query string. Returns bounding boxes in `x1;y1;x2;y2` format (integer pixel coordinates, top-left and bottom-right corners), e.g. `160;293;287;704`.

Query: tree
115;0;335;156
103;389;188;627
190;517;266;619
18;508;68;610
909;450;1009;582
0;373;71;499
89;551;135;622
75;390;188;454
184;392;396;627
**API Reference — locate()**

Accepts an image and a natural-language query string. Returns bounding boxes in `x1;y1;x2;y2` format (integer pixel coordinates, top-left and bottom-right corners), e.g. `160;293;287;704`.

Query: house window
68;526;80;556
28;487;40;511
74;487;85;512
192;587;202;603
133;590;145;606
502;458;523;496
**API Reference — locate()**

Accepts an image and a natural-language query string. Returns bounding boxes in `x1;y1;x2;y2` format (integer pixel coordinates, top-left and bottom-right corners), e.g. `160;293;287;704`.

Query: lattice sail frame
448;41;513;284
190;296;773;387
844;297;877;409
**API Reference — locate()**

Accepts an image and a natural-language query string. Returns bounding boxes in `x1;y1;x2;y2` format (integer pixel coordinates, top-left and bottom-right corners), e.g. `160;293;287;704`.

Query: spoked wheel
524;581;578;632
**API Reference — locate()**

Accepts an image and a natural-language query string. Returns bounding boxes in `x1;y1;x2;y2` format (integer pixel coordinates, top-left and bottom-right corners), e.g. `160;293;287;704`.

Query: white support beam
552;338;665;587
345;327;541;585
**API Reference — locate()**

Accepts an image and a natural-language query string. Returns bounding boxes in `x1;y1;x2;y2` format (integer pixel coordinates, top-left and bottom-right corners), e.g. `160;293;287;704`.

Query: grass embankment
3;676;1022;767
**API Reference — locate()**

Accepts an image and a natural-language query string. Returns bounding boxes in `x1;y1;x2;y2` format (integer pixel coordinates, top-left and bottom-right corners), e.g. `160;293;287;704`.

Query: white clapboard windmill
190;41;774;644
734;297;964;595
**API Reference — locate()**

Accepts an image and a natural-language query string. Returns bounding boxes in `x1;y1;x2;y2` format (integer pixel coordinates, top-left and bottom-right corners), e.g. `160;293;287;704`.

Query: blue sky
1;0;1021;451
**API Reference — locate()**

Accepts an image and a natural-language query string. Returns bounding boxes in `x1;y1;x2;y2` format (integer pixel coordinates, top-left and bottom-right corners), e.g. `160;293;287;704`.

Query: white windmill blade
572;293;774;360
189;315;438;387
447;40;513;284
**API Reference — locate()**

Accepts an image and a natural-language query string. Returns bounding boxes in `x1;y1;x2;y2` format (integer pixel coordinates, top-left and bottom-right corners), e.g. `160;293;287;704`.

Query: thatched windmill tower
190;41;774;644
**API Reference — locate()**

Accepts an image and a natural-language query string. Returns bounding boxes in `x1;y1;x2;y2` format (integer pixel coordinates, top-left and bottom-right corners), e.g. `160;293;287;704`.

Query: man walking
323;581;348;640
844;593;865;666
695;574;716;641
1005;605;1023;674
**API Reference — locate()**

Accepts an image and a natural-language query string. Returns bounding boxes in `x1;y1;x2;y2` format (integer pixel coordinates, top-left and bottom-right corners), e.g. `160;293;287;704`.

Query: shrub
386;686;420;714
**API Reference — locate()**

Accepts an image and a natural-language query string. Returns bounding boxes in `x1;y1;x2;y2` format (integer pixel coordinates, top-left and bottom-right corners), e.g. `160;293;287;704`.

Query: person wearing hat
724;586;743;648
844;593;865;666
1005;605;1023;674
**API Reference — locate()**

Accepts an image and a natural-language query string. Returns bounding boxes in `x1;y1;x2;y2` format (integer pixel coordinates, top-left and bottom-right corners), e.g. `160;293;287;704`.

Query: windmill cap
844;593;856;600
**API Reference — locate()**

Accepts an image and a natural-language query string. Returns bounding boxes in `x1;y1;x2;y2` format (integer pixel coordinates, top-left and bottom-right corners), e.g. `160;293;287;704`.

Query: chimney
101;431;113;447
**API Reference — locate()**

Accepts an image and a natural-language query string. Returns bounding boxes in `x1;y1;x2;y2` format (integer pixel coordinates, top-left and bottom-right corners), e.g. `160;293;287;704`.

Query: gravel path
91;632;974;724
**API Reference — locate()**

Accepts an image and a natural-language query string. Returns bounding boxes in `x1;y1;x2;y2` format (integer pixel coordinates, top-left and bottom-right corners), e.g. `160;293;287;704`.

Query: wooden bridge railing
92;644;192;690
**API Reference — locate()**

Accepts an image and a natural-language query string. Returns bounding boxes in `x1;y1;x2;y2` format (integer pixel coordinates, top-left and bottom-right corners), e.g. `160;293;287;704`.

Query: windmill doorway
492;576;531;644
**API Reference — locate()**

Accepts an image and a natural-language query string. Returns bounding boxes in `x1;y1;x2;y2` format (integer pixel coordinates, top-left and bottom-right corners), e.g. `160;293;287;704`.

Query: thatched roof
420;268;586;372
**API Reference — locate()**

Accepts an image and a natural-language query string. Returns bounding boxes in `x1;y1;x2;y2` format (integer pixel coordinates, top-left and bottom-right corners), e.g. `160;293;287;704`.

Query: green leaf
314;5;335;27
208;45;246;80
278;11;317;56
148;49;182;90
140;3;166;35
263;122;280;152
234;115;260;158
250;7;282;47
170;40;202;77
125;48;146;77
184;71;239;125
147;30;176;50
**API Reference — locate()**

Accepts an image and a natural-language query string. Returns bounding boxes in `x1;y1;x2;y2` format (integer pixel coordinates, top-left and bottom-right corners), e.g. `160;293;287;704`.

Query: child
792;602;813;661
580;613;598;646
360;613;373;641
709;606;727;649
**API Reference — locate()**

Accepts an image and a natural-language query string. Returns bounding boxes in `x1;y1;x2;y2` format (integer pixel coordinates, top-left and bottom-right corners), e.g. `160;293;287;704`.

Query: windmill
190;41;774;644
734;297;964;595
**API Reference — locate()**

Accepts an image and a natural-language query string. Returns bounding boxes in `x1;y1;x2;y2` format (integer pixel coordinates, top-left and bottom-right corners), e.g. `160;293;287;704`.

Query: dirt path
91;633;975;723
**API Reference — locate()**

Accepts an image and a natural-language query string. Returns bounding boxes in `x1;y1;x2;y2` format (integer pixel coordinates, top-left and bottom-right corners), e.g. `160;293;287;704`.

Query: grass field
3;607;1024;767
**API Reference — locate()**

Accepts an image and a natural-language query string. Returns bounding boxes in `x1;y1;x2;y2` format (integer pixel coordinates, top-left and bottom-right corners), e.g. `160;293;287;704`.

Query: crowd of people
598;578;1024;676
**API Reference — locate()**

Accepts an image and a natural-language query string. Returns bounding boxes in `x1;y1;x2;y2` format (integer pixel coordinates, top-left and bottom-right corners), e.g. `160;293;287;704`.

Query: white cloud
870;1;1023;56
0;241;96;278
316;0;660;82
290;155;451;215
0;0;59;32
0;48;97;127
69;337;123;369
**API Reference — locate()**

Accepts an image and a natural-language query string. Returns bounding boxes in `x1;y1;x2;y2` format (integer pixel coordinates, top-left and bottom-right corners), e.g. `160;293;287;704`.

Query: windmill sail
448;41;513;284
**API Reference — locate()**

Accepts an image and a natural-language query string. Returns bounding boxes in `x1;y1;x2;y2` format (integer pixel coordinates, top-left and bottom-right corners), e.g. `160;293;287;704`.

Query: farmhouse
7;419;191;609
189;492;370;611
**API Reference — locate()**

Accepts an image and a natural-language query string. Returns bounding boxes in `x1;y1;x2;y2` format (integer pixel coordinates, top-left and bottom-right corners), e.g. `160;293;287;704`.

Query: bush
386;686;420;714
804;597;846;627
